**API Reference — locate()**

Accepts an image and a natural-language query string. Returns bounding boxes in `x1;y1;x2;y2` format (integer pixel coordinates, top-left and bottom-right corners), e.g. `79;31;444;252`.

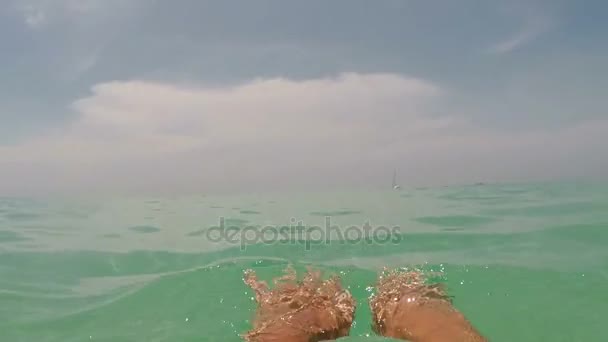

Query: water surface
1;182;607;341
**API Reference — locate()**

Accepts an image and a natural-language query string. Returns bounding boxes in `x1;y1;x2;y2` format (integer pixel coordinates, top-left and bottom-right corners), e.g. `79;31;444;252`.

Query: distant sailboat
392;169;401;190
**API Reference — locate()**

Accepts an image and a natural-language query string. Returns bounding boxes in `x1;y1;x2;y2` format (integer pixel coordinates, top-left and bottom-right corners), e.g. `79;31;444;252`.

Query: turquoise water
1;182;607;341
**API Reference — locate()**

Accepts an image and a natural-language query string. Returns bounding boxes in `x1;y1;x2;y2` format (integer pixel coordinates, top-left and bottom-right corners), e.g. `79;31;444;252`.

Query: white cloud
0;72;606;194
15;0;70;28
13;0;126;29
488;7;555;54
12;0;143;82
18;3;47;29
0;73;442;163
489;24;549;54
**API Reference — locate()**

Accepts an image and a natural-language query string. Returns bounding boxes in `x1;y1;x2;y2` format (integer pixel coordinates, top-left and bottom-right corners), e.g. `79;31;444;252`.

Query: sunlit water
1;182;607;341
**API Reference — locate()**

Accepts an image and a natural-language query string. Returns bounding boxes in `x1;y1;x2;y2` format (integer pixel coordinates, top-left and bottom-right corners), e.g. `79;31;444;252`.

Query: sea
1;181;607;341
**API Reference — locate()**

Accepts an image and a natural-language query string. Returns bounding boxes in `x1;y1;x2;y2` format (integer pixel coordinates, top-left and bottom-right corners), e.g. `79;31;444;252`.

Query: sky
0;0;607;195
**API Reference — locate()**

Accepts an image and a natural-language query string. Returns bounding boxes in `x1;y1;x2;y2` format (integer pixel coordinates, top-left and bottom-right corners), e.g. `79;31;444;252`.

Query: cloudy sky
0;0;606;195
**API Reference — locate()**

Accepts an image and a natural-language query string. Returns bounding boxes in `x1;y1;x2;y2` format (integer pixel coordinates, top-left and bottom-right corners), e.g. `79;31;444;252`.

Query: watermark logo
205;216;401;250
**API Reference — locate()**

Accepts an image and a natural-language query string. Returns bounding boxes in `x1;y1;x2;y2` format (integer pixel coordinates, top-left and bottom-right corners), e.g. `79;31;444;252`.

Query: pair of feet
243;267;487;342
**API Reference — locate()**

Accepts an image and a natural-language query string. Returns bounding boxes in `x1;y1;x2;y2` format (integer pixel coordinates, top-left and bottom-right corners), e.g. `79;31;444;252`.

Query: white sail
392;169;401;190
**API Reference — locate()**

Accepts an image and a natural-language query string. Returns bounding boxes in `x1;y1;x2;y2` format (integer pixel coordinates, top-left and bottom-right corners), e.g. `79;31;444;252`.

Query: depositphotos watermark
205;217;402;250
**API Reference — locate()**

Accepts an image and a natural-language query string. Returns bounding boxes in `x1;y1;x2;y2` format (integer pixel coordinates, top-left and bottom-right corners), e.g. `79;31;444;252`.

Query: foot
242;266;355;342
369;268;487;342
